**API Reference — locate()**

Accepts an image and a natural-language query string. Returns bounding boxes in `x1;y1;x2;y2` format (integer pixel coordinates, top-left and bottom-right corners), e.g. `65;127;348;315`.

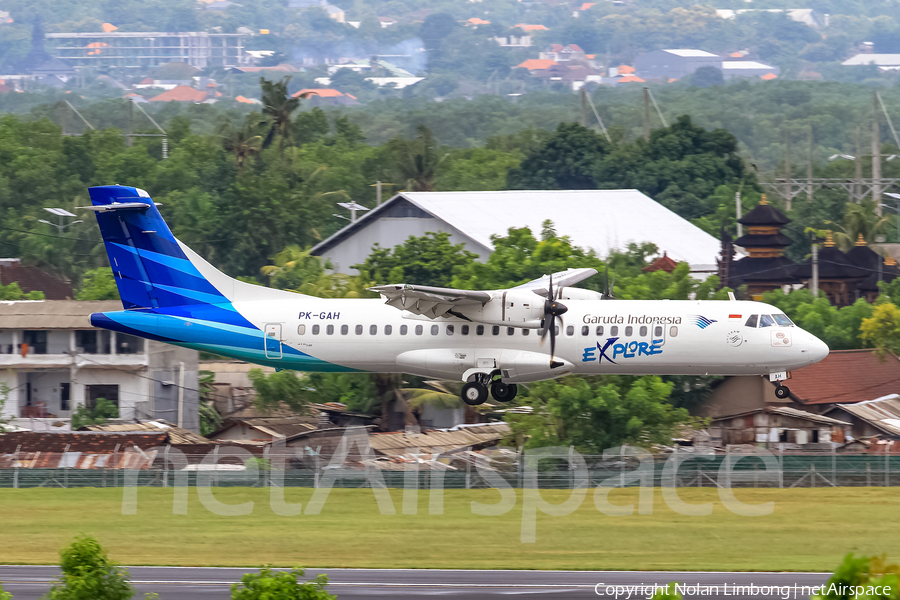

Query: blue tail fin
88;185;229;310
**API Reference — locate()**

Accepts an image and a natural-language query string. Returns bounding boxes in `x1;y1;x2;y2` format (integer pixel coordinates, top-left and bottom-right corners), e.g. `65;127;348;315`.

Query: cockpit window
773;314;794;327
758;314;776;328
745;314;758;328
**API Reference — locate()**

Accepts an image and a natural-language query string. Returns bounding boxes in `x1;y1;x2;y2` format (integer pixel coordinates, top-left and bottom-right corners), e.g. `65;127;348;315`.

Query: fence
0;446;897;489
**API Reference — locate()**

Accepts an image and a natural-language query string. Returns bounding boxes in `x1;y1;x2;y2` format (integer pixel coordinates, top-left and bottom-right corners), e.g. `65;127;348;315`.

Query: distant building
293;88;359;106
539;44;587;62
722;60;779;79
311;190;722;275
715;8;821;29
842;54;900;70
0;258;72;299
634;49;721;80
0;300;200;432
825;395;900;442
147;85;221;103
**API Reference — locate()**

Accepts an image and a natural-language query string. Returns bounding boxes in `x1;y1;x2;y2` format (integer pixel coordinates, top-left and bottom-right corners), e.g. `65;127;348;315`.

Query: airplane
83;185;830;406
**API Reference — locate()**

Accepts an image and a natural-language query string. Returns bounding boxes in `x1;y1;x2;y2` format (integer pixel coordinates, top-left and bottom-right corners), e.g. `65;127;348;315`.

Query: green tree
198;371;222;437
230;566;335;600
70;398;119;429
46;535;133;600
387;125;447;192
76;268;119;301
356;231;478;287
861;302;900;358
0;281;44;301
248;369;312;414
690;66;724;87
260;77;306;156
507;375;692;453
0;582;10;600
0;379;13;433
812;553;899;600
217;114;262;172
507;123;609;190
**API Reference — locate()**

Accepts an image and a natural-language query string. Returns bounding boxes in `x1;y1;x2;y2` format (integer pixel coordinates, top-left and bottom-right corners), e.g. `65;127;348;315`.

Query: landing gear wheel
490;381;518;403
775;385;790;399
461;381;489;406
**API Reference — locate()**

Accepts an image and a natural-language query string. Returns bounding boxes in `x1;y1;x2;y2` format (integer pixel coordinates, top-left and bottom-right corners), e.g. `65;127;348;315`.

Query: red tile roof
293;88;345;98
790;349;900;405
513;23;548;31
761;73;778;80
643;251;679;273
618;74;645;83
0;261;73;299
148;85;207;102
516;59;558;70
617;65;636;74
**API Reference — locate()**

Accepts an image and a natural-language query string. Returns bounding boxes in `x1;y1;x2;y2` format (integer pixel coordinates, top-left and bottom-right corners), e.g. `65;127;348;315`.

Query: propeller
539;273;568;369
602;264;617;299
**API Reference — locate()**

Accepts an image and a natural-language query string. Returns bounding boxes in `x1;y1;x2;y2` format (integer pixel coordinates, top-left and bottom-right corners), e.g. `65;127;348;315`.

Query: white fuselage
234;297;829;382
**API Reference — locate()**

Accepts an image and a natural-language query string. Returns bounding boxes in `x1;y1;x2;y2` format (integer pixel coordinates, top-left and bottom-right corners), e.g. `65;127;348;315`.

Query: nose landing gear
774;384;790;399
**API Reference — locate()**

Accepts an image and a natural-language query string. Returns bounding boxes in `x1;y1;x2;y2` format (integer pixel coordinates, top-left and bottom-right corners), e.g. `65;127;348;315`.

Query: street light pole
38;208;82;232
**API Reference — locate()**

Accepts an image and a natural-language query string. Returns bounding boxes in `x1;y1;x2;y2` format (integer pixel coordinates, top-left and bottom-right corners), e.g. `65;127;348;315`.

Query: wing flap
370;284;491;319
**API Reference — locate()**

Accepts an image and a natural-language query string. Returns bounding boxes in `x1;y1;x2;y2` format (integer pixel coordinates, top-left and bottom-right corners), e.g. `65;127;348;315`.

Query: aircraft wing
369;284;492;319
512;267;598;297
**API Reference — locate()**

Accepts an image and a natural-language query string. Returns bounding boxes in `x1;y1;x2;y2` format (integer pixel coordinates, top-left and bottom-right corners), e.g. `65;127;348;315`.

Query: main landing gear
460;371;518;406
774;384;791;399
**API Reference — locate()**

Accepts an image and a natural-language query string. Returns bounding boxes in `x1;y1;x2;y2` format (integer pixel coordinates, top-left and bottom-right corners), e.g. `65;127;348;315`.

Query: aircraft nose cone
808;335;829;364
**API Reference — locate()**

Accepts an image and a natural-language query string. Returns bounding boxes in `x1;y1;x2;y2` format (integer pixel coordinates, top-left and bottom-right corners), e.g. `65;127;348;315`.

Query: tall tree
217;115;262;172
387;125;447;192
259;77;310;156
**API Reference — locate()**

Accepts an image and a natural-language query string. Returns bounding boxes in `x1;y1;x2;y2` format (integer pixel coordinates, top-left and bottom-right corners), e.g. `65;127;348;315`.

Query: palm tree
217;115;262;172
387;125;448;191
827;200;892;250
259;76;312;156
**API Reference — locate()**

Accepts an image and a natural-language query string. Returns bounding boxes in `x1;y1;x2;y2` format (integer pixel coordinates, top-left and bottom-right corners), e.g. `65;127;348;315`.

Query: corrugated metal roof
0;300;122;329
367;423;511;455
768;406;850;426
312;191;721;272
662;49;719;58
0;447;157;469
831;395;900;436
83;421;214;445
0;431;168;453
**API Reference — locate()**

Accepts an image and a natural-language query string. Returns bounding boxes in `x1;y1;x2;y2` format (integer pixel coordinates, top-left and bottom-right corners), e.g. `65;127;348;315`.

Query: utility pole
785;129;792;210
581;89;587;127
856;126;863;203
735;189;743;238
376;181;382;206
811;243;819;297
126;100;134;148
643;87;650;142
873;91;882;213
807;125;814;204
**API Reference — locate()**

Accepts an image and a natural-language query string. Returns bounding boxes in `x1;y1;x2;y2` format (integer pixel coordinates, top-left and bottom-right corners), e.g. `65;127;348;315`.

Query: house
0;300;200;432
310;190;722;275
292;88;359;106
825;395;900;441
377;17;397;28
495;34;533;48
0;431;167;470
842;54;900;70
634;49;721;80
722;60;780;79
213;417;318;442
0;258;73;299
539;44;587;62
465;17;491;27
700;350;900;433
289;0;345;22
513;24;548;32
81;420;213;445
709;406;849;448
515;58;558;71
148;85;221;103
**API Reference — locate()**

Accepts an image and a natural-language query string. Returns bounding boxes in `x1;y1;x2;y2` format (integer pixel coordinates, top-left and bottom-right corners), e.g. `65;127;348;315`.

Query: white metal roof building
311;190;721;276
722;60;780;79
842;54;900;70
634;49;722;80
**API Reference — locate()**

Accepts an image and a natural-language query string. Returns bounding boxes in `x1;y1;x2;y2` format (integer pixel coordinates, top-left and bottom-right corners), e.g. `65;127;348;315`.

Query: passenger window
400;325;408;335
370;325;377;335
340;325;349;335
326;324;334;335
581;326;589;336
639;326;647;337
415;325;423;335
611;326;618;336
431;325;439;335
507;327;515;335
669;326;678;337
625;326;633;336
773;314;793;327
554;325;559;336
745;314;758;328
312;324;320;335
447;325;454;335
759;314;775;328
476;325;484;335
522;328;530;336
298;325;306;335
461;325;469;335
596;326;604;336
566;325;574;336
355;325;363;335
654;326;662;337
491;326;500;335
385;325;392;335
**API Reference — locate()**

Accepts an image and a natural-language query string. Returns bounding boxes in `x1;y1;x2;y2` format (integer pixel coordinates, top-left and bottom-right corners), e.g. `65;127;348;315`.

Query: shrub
813;553;899;600
46;535;134;600
230;566;335;600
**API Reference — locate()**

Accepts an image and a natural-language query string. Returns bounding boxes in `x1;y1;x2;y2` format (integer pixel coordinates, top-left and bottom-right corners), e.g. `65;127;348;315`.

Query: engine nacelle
456;290;544;328
558;287;603;301
498;350;574;383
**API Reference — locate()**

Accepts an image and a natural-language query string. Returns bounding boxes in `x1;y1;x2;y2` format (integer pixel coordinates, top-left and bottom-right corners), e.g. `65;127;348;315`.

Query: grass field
1;486;897;571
